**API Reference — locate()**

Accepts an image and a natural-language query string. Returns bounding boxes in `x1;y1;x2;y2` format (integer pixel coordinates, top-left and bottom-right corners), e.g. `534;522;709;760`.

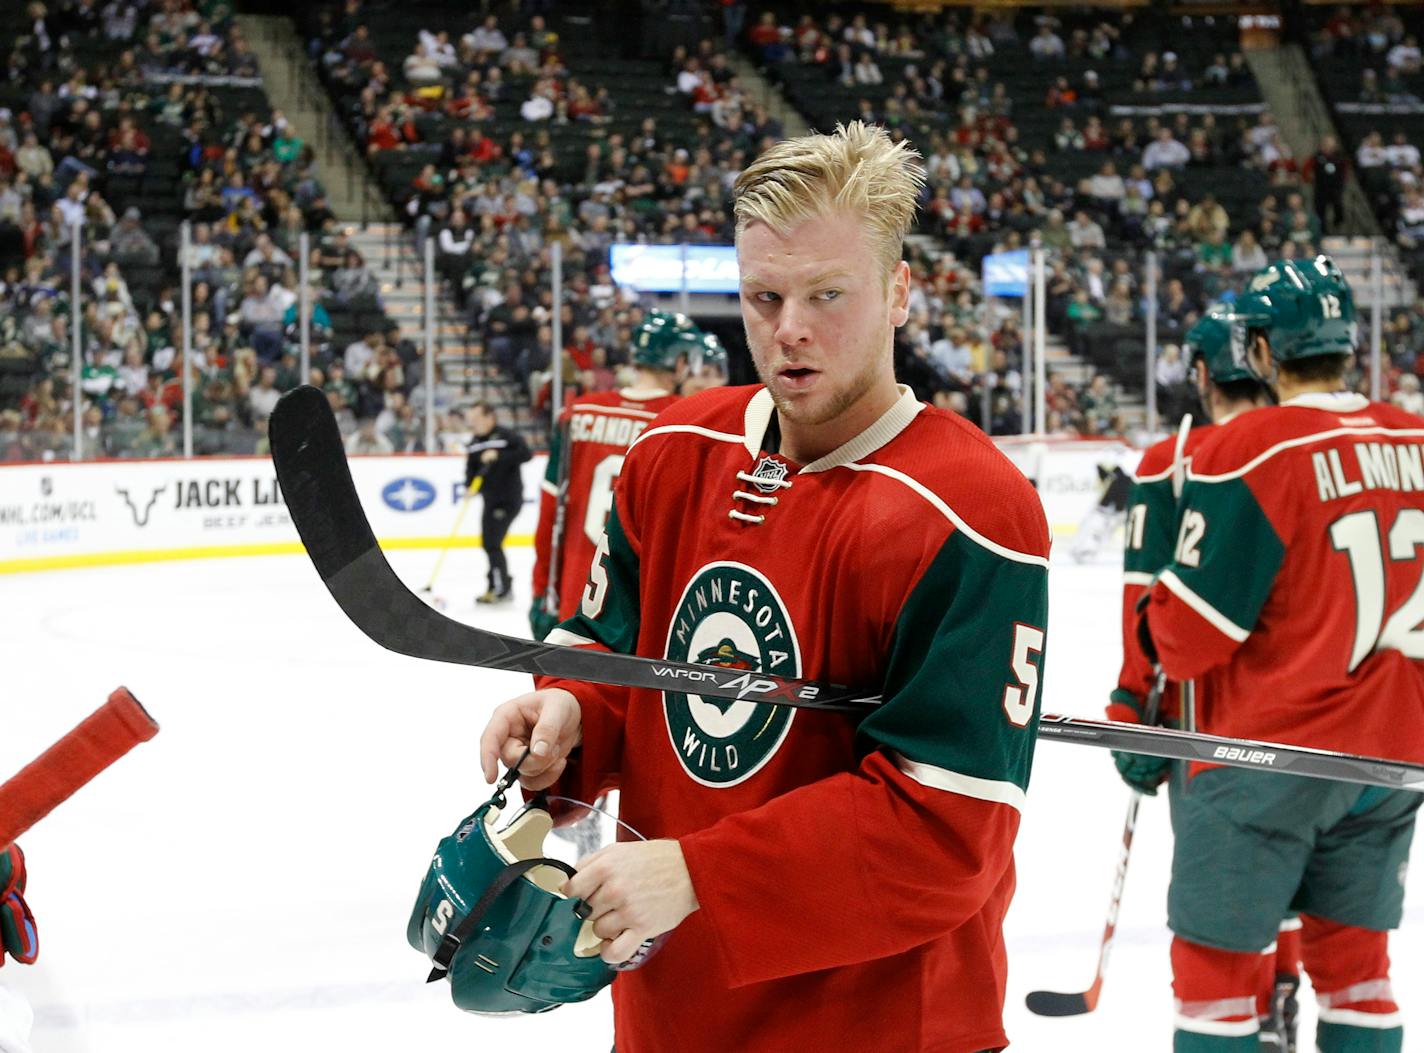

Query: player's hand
1106;689;1171;796
529;599;558;641
480;449;498;464
0;844;38;966
479;689;582;791
564;840;699;965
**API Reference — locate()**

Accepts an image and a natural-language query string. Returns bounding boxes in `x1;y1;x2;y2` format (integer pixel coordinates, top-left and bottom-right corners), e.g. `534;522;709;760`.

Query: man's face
738;209;907;430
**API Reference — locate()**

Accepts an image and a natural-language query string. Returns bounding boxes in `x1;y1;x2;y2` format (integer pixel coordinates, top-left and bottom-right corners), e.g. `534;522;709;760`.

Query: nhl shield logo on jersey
747;456;790;494
663;562;799;787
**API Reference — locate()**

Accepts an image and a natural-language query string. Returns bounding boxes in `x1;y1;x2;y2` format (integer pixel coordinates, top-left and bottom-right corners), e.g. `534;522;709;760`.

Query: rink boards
0;438;1133;573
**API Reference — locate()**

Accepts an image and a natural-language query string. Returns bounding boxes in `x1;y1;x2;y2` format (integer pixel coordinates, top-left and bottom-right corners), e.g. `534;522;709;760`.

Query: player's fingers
528;692;576;761
590;910;627;942
602;928;646;966
562;849;608;903
517;756;566;792
478;706;519;784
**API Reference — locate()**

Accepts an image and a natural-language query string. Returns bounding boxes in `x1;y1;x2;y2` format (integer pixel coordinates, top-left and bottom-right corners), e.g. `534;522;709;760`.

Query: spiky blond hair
733;122;925;277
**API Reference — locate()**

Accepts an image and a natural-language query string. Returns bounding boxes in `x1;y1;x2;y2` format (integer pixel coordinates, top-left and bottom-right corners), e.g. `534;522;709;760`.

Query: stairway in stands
904;234;1145;433
1321;236;1418;310
344;225;539;449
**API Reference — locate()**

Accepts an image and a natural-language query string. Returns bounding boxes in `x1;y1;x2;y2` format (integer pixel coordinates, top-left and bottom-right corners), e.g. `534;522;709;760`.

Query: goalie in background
1070;456;1134;563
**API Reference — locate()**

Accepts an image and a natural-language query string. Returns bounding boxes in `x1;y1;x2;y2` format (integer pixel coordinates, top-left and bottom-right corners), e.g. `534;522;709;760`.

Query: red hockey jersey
532;388;681;621
1147;392;1424;762
539;384;1050;1053
1114;424;1219;721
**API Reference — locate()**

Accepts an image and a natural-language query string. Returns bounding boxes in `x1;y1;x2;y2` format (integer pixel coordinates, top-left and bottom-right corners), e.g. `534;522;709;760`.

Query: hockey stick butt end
1024;990;1094;1017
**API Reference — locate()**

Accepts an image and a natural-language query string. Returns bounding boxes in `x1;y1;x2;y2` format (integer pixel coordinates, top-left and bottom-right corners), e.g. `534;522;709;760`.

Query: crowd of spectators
738;6;1311;433
1;2;1389;458
313;4;785;423
0;0;432;459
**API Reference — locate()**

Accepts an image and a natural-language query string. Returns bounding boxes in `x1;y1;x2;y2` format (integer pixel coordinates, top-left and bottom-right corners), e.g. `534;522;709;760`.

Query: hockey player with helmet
1143;257;1424;1052
1108;304;1303;1044
529;311;714;641
1111;303;1269;771
676;331;729;397
481;123;1048;1052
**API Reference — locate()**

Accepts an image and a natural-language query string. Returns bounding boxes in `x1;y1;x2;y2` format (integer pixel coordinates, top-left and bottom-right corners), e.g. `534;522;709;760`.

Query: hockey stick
421;478;481;596
1026;670;1165;1017
0;688;159;848
270;386;1424;790
271;385;877;715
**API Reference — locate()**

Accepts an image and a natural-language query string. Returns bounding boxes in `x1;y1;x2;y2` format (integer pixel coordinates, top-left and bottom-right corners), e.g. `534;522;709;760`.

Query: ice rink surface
1;545;1419;1051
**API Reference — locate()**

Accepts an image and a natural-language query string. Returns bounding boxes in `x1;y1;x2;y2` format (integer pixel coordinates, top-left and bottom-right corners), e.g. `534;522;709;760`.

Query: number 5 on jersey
1003;623;1046;727
581;532;611;619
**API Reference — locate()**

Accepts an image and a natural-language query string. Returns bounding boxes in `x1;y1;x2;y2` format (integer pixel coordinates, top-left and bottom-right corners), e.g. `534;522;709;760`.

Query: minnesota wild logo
663;562;799;787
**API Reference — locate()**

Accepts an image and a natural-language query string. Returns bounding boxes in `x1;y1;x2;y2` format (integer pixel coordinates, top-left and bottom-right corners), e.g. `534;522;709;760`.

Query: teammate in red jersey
1144;257;1423;1053
1112;304;1268;757
478;122;1049;1052
529;312;703;640
1108;305;1303;1045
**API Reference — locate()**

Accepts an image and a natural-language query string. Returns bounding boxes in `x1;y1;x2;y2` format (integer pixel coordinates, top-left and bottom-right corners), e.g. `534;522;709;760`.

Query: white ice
0;548;1419;1051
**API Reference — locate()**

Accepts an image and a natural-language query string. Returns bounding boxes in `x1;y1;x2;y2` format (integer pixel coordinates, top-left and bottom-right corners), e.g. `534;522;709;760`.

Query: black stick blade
270;385;524;667
1025;990;1094;1017
270;384;377;579
268;386;877;713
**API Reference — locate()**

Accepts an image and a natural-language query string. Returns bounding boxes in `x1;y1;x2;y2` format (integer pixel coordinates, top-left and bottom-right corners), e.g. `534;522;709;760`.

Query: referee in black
464;402;531;604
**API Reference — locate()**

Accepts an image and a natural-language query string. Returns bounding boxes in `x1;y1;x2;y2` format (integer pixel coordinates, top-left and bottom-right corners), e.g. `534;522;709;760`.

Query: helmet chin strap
488;746;532;810
426;855;579;984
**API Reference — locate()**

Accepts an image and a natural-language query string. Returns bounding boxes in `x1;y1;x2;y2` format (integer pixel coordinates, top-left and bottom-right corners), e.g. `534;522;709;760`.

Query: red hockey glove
0;844;37;965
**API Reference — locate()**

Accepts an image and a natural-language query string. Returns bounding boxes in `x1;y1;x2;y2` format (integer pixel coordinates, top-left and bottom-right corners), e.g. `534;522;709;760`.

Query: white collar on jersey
1280;391;1370;413
618;386;673;401
740;384;924;470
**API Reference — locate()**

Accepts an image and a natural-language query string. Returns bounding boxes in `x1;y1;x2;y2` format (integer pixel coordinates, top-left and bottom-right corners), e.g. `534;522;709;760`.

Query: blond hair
733;122;925;276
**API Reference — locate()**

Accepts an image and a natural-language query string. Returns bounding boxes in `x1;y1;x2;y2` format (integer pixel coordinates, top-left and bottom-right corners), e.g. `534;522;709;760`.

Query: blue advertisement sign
982;250;1030;298
610;244;741;294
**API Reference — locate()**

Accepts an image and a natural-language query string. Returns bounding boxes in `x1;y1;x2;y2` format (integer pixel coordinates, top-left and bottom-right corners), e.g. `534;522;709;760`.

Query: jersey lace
729;470;793;524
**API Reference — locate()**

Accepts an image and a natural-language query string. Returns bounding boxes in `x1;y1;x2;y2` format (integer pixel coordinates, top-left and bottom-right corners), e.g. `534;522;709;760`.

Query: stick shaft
0;688;159;847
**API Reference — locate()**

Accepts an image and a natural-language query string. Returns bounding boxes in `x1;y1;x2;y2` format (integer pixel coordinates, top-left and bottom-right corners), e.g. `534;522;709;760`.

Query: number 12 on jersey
1330;507;1424;672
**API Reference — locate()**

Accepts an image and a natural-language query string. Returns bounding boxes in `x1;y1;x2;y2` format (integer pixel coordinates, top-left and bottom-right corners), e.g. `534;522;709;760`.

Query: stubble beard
755;345;888;427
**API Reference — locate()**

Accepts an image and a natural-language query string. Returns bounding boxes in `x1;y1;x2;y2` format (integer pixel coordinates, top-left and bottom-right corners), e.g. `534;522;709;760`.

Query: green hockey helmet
1234;256;1358;363
633;310;703;371
686;331;727;376
408;760;660;1015
1185;302;1255;385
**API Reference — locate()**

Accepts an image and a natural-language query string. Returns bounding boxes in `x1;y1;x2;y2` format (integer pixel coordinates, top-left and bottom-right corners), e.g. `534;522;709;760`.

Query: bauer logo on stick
1212;746;1278;766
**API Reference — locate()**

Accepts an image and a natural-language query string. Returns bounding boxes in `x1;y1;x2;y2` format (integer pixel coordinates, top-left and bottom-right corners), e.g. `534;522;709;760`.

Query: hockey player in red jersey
1108;305;1303;1044
529;311;711;640
1144;257;1424;1053
479;122;1049;1052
